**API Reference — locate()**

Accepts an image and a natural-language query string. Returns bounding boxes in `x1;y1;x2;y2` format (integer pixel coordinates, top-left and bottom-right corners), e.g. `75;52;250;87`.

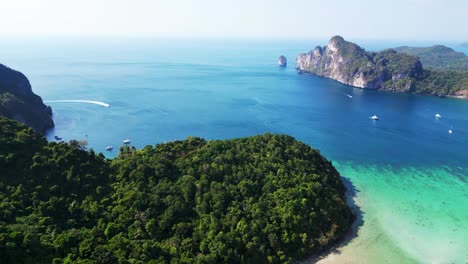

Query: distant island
296;36;468;98
0;117;354;263
394;45;468;71
0;63;54;133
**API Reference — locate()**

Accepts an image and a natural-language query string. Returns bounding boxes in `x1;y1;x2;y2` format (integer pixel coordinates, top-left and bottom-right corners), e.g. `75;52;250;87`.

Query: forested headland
0;117;353;264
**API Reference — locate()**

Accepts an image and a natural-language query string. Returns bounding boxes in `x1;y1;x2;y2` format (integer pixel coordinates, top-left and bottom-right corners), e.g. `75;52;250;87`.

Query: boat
123;139;131;144
435;113;442;118
54;136;63;140
297;69;303;74
106;146;113;151
448;129;453;134
370;115;379;120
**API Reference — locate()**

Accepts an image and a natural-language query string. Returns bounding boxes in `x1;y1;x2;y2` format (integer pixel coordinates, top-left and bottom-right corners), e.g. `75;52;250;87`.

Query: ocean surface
1;37;467;263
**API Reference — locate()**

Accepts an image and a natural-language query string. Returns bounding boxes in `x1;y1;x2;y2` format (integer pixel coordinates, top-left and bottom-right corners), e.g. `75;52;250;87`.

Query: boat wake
45;100;110;107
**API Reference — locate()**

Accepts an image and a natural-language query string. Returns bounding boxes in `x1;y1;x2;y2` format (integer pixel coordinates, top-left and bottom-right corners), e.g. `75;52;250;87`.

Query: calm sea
1;37;467;263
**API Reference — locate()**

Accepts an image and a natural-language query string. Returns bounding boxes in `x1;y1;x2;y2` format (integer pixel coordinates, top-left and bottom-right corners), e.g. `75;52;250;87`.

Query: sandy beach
300;177;364;264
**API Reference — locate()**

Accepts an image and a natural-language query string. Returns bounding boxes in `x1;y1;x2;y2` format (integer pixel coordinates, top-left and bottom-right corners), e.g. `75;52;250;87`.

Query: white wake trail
45;100;110;107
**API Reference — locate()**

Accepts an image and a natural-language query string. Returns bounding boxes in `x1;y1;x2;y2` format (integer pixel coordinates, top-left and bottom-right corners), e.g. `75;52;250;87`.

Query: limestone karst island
296;36;468;98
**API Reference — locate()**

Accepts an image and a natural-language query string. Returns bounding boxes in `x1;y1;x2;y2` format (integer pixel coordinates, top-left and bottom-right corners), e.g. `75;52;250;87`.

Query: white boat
123;139;131;144
448;129;453;134
106;146;113;151
370;115;379;120
435;113;442;118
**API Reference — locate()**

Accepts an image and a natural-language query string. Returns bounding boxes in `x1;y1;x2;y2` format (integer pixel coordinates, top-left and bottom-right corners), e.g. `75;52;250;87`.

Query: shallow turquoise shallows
1;38;467;263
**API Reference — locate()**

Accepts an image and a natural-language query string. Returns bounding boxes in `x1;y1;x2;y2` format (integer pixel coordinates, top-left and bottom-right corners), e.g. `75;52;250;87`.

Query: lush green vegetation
0;117;353;264
413;69;468;96
394;45;468;71
391;45;468;96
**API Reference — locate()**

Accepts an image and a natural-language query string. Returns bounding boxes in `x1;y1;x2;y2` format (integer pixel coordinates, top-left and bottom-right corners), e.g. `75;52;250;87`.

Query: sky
0;0;467;41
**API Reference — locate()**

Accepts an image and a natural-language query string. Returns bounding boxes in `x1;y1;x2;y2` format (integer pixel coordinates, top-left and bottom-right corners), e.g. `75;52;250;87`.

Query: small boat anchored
123;139;131;144
106;146;113;151
448;129;453;134
370;115;379;120
54;136;63;140
435;113;442;119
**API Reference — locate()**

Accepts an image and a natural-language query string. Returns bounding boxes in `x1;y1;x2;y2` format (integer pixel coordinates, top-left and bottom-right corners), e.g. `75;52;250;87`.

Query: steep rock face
0;64;54;133
278;55;287;66
454;89;468;97
296;36;423;92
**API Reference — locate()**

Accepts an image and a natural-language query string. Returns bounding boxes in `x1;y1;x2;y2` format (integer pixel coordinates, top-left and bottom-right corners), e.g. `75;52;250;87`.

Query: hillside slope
0;117;353;264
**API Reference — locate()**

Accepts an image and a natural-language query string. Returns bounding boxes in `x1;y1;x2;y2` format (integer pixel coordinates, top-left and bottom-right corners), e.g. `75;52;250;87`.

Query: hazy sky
0;0;467;40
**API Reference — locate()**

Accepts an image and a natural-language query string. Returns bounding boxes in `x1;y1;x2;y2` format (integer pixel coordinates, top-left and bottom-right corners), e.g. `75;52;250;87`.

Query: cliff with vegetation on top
0;116;353;264
0;64;54;134
296;36;468;97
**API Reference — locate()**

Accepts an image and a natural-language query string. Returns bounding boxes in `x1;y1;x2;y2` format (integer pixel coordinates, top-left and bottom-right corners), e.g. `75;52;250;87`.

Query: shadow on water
300;176;364;263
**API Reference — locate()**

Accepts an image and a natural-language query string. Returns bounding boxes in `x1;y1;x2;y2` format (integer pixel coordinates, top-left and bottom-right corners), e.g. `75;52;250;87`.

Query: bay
0;37;466;263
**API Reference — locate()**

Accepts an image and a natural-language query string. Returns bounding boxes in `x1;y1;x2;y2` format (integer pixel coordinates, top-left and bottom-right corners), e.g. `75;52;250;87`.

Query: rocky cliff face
278;55;287;67
296;36;423;93
454;89;468;98
0;64;54;134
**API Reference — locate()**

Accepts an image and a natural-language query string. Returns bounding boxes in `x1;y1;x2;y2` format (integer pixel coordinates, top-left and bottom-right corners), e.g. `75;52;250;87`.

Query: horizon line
0;33;466;44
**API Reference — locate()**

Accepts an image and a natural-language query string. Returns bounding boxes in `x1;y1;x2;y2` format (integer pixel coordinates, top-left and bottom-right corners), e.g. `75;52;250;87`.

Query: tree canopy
0;117;353;264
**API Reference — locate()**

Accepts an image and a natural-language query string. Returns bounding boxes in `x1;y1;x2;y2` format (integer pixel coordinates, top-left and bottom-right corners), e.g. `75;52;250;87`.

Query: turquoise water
1;38;467;263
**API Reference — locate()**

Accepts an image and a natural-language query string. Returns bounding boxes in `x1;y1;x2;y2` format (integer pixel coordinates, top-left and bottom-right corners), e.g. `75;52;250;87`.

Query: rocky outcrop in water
278;55;287;67
0;63;54;133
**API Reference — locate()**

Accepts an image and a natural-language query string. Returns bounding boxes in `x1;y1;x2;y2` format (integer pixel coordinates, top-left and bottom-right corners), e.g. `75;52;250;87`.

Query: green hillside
394;45;468;71
0;117;353;264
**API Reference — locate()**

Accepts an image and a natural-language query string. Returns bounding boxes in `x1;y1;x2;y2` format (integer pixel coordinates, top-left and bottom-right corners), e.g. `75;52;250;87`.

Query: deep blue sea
1;38;467;263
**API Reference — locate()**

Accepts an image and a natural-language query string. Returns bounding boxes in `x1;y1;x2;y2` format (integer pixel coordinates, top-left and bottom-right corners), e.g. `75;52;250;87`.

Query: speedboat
123;139;131;144
370;115;379;120
448;129;453;134
435;113;442;119
106;146;113;151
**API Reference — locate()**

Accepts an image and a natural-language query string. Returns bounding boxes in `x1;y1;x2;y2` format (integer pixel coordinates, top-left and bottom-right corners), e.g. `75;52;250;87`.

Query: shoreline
300;176;363;264
447;95;468;100
296;70;468;100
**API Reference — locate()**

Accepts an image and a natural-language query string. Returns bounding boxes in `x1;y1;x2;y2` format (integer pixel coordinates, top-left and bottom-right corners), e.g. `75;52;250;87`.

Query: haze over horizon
0;0;467;41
